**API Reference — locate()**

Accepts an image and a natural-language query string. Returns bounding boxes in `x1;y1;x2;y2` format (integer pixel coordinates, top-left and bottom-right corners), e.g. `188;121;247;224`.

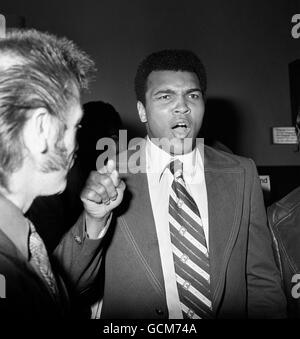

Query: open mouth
172;122;188;129
171;121;191;137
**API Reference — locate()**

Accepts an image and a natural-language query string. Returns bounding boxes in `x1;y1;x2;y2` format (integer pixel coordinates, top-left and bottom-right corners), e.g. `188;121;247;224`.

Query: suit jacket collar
0;194;30;260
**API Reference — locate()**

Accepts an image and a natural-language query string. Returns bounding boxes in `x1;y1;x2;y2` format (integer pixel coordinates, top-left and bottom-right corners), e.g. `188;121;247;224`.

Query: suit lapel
117;140;166;298
204;149;244;312
120;170;166;298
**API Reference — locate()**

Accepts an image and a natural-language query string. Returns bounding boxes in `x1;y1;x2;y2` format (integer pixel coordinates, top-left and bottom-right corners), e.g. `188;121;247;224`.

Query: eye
158;94;171;100
189;93;200;99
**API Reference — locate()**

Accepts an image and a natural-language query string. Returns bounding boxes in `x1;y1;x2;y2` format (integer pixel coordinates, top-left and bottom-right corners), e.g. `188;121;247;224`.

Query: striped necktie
168;159;213;319
27;219;59;298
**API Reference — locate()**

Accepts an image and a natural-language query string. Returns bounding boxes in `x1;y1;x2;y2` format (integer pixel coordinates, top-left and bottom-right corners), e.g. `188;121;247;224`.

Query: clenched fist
80;159;125;238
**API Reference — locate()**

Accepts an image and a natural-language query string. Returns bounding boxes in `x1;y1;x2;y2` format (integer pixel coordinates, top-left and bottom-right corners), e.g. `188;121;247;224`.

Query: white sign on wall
272;127;298;144
259;175;271;192
0;14;5;38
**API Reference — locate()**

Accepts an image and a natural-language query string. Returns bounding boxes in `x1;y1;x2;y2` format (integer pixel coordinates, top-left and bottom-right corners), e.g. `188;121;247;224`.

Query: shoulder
203;144;256;173
268;186;300;227
0;251;56;318
0;247;29;281
0;228;31;283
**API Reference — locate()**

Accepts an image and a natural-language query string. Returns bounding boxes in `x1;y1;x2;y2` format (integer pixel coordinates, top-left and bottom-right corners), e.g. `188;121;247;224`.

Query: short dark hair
0;28;95;188
134;49;207;105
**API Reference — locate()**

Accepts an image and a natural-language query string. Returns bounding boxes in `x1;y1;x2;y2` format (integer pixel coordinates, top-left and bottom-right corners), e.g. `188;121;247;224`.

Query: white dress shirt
146;137;209;319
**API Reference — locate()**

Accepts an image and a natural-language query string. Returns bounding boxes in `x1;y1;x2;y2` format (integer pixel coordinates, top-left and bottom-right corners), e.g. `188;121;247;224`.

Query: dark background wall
1;0;300;166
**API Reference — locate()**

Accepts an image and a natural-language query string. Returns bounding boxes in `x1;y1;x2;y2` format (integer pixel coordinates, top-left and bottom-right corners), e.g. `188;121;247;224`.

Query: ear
23;108;55;155
137;101;147;123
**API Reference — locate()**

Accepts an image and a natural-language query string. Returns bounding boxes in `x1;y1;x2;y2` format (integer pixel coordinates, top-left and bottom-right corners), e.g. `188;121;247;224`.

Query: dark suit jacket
268;186;300;317
100;143;286;319
0;214;103;319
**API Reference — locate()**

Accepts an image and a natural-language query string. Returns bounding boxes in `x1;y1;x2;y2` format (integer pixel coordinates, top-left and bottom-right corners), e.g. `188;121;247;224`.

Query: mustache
40;144;74;173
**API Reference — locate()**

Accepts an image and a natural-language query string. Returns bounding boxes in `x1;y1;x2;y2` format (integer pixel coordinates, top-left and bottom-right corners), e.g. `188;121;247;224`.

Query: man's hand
80;159;125;238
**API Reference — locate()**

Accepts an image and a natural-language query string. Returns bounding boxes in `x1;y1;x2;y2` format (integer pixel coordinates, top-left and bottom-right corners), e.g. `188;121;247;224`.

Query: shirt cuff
85;213;112;240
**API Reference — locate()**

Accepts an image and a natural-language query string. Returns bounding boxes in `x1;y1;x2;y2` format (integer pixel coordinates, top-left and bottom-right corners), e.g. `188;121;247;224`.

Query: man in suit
97;49;286;319
0;29;125;318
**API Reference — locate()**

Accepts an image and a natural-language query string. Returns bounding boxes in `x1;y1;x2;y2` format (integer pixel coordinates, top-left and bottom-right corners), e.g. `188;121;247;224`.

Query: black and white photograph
0;0;299;333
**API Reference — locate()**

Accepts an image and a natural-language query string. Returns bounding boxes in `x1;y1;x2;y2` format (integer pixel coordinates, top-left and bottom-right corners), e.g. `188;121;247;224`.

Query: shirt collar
0;194;30;260
146;137;171;177
146;137;203;183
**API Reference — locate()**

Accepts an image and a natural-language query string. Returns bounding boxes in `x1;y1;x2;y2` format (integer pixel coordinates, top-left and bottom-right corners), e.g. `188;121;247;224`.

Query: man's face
138;70;205;155
61;99;83;170
41;96;83;193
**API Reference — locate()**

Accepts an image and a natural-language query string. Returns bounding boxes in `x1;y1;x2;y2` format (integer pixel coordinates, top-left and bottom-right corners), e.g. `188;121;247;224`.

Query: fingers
98;159;116;175
80;187;102;204
106;159;116;174
81;158;125;221
107;159;120;187
100;174;118;203
110;169;120;187
81;161;124;205
85;172;117;204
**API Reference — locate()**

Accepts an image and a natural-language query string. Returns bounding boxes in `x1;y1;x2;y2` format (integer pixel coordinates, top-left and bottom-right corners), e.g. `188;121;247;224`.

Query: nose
174;96;190;114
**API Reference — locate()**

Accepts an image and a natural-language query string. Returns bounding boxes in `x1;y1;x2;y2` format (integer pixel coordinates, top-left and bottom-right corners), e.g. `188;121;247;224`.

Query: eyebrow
153;89;176;96
153;88;202;96
185;88;202;94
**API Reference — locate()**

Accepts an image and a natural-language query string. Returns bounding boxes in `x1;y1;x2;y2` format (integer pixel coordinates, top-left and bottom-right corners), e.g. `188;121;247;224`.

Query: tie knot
169;159;183;180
